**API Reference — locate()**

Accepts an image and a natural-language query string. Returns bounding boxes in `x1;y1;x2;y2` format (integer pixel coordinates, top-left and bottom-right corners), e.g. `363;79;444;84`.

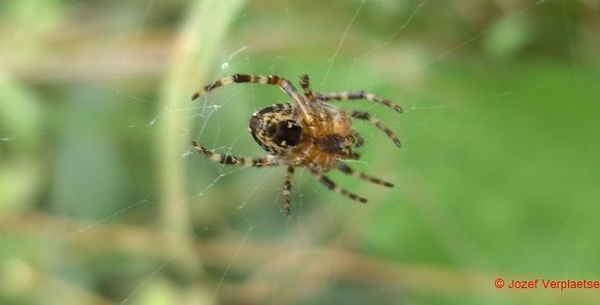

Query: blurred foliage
1;0;599;304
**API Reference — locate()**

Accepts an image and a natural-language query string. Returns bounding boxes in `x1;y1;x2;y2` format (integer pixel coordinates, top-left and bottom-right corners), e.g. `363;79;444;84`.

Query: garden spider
191;74;402;215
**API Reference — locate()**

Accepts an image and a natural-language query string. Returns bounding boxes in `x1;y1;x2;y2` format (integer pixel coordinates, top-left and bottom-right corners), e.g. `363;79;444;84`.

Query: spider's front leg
308;168;368;204
350;110;401;148
349;130;365;148
337;163;393;187
315;91;403;113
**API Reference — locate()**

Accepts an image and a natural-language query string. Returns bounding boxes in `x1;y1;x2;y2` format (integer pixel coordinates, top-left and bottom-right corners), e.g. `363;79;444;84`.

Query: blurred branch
156;0;246;238
4;211;598;305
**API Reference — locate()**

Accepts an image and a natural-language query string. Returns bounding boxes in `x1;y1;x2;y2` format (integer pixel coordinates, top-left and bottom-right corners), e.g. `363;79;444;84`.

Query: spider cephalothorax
192;74;401;215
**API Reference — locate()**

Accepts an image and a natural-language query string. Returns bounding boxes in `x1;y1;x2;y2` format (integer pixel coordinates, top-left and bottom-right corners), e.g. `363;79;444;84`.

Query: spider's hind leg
191;141;278;167
299;74;315;103
191;74;314;124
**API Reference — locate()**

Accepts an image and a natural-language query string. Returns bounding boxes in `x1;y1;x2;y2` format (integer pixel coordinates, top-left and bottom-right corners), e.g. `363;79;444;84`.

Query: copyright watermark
495;278;505;289
495;278;600;291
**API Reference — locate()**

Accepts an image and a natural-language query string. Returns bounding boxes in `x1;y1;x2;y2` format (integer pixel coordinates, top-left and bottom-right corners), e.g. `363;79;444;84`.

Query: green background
1;0;599;304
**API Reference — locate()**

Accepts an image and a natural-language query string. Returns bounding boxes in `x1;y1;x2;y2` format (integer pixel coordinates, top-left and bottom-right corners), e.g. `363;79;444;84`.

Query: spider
191;74;402;215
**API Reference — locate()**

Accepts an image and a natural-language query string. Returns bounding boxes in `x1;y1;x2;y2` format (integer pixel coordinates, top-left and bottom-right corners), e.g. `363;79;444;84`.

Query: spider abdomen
249;103;303;155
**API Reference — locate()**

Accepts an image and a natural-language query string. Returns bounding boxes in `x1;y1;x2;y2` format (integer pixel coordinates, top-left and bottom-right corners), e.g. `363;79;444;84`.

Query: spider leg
282;166;295;215
348;152;361;160
350;110;401;148
337;163;393;187
191;74;313;122
299;74;316;103
350;130;365;148
315;91;403;113
308;168;368;204
191;141;279;167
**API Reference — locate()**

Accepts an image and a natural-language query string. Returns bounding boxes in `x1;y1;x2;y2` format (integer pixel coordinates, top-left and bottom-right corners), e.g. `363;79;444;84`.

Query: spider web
1;0;599;304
